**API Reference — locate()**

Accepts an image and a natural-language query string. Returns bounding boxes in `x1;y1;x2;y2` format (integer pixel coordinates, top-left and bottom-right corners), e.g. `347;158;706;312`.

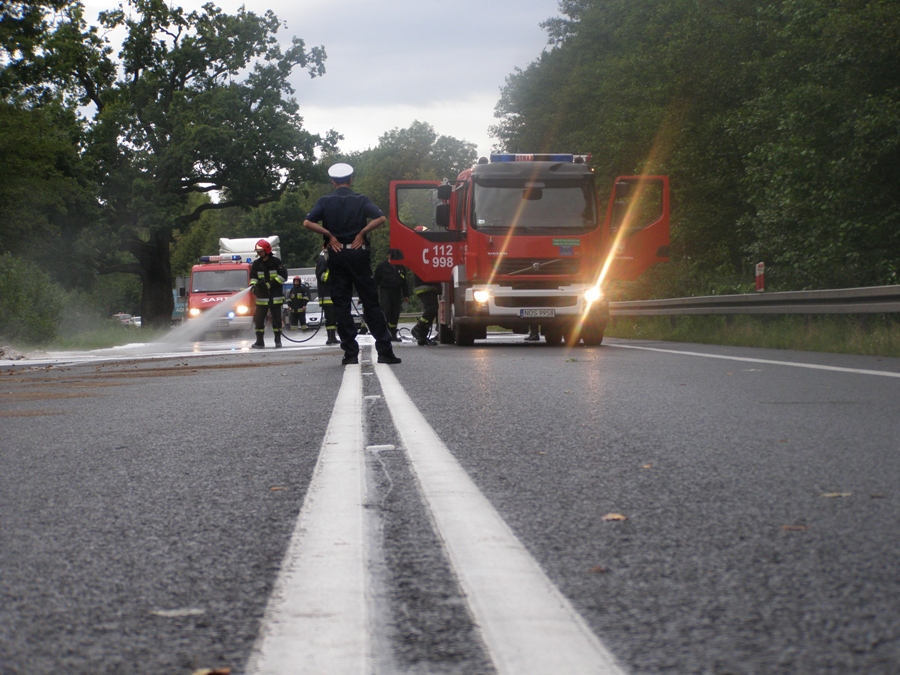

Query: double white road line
248;345;624;675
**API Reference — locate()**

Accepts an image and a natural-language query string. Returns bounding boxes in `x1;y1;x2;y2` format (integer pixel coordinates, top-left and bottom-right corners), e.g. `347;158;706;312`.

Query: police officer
249;239;287;348
410;271;439;346
315;246;339;345
302;163;401;365
374;259;408;342
287;276;310;329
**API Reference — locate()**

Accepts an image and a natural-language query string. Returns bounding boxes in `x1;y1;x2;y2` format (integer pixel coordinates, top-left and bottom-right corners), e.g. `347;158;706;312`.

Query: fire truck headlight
473;289;491;304
584;286;603;304
188;307;201;317
235;304;249;315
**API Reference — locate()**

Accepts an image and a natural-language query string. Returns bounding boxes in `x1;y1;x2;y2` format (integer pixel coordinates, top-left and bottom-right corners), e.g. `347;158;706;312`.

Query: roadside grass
17;324;169;352
605;314;900;358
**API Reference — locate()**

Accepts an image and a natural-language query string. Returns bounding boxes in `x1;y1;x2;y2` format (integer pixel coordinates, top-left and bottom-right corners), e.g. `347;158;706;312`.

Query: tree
11;0;336;327
491;0;900;294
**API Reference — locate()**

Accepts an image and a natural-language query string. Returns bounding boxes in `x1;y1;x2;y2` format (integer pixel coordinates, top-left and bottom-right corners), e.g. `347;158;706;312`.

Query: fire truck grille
494;296;578;308
492;258;581;276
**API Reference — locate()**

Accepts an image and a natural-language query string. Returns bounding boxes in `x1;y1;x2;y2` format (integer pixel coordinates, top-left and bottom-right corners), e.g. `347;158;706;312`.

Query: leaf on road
191;669;231;675
270;486;287;491
781;525;808;531
642;463;653;469
151;608;205;617
820;492;851;498
602;513;627;521
589;565;608;574
566;357;578;362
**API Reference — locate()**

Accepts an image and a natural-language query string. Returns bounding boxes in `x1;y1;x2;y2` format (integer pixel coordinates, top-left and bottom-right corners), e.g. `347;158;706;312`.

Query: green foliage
607;314;900;358
2;0;334;327
494;0;900;295
0;252;64;343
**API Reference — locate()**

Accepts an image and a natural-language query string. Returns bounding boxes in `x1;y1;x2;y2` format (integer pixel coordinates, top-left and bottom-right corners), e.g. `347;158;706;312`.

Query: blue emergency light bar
490;153;591;164
199;254;243;263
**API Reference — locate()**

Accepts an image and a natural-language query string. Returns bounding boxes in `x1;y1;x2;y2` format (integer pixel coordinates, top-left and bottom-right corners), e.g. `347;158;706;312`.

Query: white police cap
328;163;354;180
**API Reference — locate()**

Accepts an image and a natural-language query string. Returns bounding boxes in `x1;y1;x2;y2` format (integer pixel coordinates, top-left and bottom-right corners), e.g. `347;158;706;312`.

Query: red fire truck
183;254;254;337
388;153;670;346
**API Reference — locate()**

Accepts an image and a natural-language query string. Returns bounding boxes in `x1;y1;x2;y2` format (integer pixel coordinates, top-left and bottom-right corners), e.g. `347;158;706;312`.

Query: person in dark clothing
374;259;408;342
302;162;401;365
287;276;310;329
315;247;339;345
249;239;287;348
410;272;439;346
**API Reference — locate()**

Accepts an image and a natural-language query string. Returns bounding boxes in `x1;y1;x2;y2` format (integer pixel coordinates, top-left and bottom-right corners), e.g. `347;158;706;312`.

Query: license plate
520;309;555;318
214;319;230;327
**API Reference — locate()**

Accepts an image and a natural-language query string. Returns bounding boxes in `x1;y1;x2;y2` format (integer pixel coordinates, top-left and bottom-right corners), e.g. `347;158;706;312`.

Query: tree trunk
130;229;174;330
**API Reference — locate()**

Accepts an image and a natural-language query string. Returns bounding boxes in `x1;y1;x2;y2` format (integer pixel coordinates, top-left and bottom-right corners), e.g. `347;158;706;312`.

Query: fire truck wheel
438;324;454;344
582;325;605;346
454;322;475;346
543;328;563;347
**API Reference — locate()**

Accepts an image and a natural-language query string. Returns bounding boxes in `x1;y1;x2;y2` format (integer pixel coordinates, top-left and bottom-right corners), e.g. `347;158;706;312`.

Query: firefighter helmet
255;239;272;256
293;276;300;282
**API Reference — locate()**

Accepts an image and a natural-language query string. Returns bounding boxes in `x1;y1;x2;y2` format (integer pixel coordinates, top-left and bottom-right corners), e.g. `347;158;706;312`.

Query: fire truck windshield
472;179;597;234
192;269;247;293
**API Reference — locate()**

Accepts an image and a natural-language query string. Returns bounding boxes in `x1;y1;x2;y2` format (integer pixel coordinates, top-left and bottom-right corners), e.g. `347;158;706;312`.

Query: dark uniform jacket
305;187;383;245
315;251;332;302
249;255;287;305
374;261;408;292
288;283;310;310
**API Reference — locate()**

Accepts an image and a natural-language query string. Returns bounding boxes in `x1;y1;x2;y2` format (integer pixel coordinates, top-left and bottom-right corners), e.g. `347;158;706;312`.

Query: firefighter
315;247;339;345
249;239;287;348
410;271;439;346
302;162;401;365
374;259;408;342
287;276;310;329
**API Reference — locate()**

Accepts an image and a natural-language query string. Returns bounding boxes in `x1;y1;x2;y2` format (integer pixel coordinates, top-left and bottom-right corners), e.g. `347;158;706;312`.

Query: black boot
252;334;265;349
412;322;429;346
274;332;282;348
524;326;540;342
326;329;339;345
390;327;401;342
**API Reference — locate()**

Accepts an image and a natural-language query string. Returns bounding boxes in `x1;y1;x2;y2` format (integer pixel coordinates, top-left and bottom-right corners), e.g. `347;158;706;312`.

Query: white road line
247;363;370;675
374;347;626;675
608;343;900;378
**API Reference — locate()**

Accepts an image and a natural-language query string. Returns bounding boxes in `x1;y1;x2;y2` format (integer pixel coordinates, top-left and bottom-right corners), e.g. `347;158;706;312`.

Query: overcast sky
85;0;561;157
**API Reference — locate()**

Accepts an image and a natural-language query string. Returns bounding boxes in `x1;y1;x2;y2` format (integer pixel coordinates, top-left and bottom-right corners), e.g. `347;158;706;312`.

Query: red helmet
293;276;300;282
255;239;272;256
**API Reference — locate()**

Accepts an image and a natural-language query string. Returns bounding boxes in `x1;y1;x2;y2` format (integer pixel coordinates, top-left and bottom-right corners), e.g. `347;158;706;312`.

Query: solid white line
374;348;625;675
607;343;900;378
246;364;370;675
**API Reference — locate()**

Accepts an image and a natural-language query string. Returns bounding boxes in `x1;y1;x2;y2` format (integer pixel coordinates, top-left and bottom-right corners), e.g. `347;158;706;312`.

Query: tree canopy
2;0;336;326
493;0;900;295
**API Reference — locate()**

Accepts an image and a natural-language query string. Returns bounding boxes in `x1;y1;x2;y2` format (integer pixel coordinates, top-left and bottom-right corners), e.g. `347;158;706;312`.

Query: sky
85;0;563;158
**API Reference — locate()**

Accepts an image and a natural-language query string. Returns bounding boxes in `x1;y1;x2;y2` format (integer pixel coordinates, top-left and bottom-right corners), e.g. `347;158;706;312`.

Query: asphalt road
1;330;898;674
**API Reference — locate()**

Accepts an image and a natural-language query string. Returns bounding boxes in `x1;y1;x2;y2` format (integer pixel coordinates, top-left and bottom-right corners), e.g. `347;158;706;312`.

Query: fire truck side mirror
435;203;450;228
437;184;452;201
389;248;404;261
614;181;630;199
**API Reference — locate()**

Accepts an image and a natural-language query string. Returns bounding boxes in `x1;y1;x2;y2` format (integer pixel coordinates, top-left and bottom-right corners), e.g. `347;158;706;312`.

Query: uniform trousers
328;247;394;359
379;287;404;329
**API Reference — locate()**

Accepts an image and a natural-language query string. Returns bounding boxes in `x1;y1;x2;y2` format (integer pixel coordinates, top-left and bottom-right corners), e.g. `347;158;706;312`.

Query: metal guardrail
610;285;900;316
